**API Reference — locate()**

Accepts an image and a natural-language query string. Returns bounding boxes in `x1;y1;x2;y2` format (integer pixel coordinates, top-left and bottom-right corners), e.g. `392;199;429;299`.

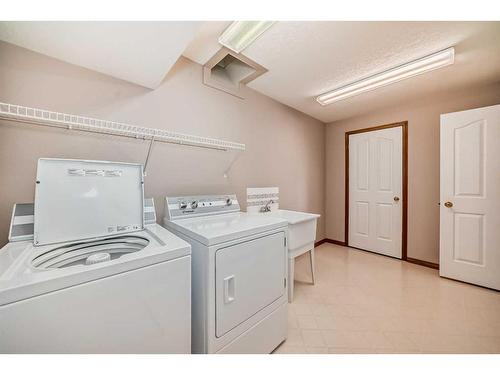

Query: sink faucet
260;199;274;213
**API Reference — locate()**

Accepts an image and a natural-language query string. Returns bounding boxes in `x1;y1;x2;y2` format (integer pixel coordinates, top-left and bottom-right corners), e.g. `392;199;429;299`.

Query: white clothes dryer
163;194;288;354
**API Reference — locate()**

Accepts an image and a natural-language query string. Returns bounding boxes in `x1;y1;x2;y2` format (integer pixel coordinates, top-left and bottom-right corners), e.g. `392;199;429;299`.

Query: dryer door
215;231;286;337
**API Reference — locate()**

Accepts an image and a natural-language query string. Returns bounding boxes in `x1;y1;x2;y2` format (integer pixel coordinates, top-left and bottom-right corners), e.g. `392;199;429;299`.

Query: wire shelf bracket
0;102;246;152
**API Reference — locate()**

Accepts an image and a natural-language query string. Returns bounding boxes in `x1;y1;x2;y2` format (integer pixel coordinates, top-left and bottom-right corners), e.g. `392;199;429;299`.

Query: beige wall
325;82;500;263
0;41;326;246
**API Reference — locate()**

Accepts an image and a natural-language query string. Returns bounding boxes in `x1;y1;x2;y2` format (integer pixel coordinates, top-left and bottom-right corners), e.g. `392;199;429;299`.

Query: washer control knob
179;201;188;210
226;197;232;206
191;200;198;209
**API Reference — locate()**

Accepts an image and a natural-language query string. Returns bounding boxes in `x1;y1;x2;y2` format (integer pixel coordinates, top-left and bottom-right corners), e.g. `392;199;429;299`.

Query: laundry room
1;1;500;373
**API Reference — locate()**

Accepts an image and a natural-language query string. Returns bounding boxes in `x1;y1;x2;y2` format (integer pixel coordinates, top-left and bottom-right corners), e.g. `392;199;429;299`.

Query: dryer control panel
164;195;240;221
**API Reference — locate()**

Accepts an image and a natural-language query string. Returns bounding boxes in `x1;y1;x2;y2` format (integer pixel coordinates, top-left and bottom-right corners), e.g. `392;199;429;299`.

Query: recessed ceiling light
219;21;275;54
316;47;455;106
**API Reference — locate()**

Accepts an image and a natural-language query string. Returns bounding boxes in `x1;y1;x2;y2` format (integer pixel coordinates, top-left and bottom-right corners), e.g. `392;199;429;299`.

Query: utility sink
262;210;320;253
258;209;320;302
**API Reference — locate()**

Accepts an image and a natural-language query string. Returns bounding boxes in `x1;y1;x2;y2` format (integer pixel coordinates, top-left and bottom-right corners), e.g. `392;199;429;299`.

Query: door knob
393;196;400;202
444;201;453;208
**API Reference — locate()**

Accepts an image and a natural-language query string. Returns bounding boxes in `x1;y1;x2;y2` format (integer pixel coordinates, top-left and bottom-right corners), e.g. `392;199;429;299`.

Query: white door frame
345;121;408;260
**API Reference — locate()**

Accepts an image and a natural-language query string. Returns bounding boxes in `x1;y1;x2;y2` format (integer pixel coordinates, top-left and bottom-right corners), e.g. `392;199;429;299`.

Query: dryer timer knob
179;201;188;210
226;198;232;206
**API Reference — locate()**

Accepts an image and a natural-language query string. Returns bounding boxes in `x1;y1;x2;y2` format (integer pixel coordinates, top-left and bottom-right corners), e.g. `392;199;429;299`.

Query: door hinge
284;237;287;247
284;278;287;288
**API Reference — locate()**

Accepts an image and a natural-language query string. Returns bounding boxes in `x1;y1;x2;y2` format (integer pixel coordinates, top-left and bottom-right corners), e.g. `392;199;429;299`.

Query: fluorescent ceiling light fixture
316;47;455;105
219;21;275;53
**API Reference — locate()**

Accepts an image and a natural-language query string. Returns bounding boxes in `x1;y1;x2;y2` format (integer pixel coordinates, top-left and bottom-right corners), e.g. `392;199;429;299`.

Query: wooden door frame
345;121;408;260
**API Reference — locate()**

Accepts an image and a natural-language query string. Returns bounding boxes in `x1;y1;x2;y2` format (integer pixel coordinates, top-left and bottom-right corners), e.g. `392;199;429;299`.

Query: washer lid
34;159;144;246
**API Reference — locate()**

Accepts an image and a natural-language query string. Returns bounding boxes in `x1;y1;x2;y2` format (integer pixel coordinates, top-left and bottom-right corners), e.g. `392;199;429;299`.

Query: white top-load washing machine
0;159;191;353
163;194;289;353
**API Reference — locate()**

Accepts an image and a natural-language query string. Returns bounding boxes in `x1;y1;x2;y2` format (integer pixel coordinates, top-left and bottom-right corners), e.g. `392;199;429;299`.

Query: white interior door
349;126;403;258
440;104;500;290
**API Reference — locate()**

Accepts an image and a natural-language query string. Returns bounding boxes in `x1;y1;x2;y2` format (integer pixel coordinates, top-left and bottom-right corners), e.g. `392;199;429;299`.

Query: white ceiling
185;21;500;123
183;21;232;64
1;22;499;122
0;21;201;89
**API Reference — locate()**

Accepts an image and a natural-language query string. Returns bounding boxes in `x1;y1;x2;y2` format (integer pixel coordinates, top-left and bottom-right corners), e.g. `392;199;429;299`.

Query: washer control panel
165;194;240;221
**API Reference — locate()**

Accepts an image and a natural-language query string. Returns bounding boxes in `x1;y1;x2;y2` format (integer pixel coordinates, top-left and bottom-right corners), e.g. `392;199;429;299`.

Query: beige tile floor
274;243;500;354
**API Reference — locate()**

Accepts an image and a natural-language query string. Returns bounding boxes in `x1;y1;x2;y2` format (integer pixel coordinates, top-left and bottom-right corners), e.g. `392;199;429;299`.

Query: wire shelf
0;102;246;152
